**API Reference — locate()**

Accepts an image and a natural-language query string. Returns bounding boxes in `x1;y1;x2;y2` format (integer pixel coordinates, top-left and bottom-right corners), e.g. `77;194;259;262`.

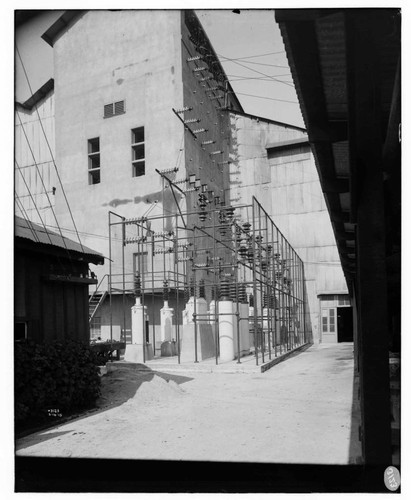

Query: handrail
89;274;109;303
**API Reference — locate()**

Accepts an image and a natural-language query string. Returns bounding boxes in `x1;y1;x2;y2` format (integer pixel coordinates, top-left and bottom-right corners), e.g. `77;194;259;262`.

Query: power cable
234;92;298;104
218;53;294;88
16;43;86;254
15;120;76;271
15;159;55;247
218;50;285;60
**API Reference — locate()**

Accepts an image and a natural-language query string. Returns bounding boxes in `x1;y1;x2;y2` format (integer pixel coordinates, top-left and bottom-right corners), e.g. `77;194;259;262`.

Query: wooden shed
14;216;104;343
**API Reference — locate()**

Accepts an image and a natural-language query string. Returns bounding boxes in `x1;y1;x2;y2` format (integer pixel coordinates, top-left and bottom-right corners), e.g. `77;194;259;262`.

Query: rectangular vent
104;100;125;118
114;100;125;114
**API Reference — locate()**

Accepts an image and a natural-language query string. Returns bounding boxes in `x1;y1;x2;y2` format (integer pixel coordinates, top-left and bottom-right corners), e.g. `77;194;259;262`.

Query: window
329;308;335;333
132;127;145;177
321;308;336;333
88;137;100;185
104;100;125;118
338;295;351;306
90;317;101;340
15;322;27;342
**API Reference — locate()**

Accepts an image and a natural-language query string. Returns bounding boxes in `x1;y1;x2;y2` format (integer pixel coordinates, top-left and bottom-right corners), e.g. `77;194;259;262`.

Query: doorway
337;306;353;342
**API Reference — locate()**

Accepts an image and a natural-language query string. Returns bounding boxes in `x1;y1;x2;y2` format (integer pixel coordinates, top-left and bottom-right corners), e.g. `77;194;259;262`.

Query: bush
15;339;101;424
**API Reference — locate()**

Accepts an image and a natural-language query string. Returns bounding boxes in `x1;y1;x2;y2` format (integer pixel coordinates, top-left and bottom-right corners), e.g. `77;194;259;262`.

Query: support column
125;297;153;362
346;12;391;465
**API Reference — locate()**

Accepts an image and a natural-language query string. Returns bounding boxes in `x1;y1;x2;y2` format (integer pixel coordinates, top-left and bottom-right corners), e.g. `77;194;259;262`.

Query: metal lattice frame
108;195;307;365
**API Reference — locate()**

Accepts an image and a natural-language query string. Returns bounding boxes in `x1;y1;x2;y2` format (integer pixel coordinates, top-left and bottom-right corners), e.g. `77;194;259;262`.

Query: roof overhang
276;8;401;290
41;10;86;47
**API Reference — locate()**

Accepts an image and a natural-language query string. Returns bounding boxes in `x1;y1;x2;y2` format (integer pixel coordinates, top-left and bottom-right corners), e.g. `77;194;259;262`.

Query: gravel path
16;343;361;464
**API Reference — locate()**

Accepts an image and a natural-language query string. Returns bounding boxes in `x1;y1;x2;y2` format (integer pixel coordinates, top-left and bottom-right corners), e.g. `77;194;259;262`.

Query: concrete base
124;343;154;363
180;323;216;362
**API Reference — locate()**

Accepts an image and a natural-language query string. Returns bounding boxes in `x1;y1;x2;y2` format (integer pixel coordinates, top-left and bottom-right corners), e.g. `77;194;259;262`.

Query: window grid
88;137;100;185
132;127;145;177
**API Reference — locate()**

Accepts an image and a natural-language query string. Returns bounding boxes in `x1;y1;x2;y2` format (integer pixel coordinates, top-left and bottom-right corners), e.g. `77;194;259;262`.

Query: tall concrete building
15;9;348;346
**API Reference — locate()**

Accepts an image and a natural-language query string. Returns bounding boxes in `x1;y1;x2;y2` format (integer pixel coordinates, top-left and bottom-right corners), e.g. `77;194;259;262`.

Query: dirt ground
15;343;361;464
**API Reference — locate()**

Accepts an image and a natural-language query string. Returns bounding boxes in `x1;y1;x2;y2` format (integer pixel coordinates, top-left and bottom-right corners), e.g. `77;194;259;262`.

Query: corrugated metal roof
15;216;104;264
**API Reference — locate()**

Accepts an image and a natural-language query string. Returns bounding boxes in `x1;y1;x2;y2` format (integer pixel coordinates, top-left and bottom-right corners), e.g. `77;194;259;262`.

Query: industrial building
15;10;348;355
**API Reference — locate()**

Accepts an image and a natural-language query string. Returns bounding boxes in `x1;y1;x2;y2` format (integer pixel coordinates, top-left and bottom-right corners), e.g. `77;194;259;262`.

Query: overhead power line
233;92;298;104
218;53;294;88
218;50;286;61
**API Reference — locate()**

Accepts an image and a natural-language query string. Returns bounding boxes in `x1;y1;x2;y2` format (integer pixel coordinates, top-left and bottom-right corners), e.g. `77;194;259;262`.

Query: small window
132;127;145;177
88;137;100;185
104;100;125;118
15;322;27;342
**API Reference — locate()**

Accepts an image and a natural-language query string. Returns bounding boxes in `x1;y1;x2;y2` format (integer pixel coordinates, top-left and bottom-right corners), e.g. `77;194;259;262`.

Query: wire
219;54;288;68
218;53;294;88
218;50;285;61
15;160;55;247
234;92;298;104
227;74;292;81
224;59;291;70
16;43;86;255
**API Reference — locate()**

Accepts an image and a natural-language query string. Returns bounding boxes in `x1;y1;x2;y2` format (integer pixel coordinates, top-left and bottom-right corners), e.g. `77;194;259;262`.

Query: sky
15;9;305;128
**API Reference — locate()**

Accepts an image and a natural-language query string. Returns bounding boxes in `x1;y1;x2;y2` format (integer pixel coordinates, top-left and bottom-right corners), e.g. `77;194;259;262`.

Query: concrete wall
15;94;56;227
227;113;348;342
52;10;186;286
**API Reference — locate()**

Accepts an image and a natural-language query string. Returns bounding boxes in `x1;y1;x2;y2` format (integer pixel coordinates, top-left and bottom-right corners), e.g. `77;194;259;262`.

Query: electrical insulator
175;106;193;114
226;207;235;221
238;283;247;304
239;242;248;259
199;76;213;81
230;282;238;302
184;118;201;124
247;248;254;263
201;140;215;146
192;66;208;72
187;55;202;62
210;150;223;156
189;277;196;298
192;128;208;134
134;272;141;298
199;279;206;299
163;280;169;302
219;280;230;300
209;95;224;100
242;222;251;234
199;211;207;222
184;284;190;302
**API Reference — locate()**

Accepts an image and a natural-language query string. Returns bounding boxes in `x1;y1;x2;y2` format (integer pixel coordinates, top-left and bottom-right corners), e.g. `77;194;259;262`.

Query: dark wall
15;249;90;343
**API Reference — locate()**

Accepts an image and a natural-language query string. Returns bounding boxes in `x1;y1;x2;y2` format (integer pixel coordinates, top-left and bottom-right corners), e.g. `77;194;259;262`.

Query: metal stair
89;274;110;322
89;291;107;321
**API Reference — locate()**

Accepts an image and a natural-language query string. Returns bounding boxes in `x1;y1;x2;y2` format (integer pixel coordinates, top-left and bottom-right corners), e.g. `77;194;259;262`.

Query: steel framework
108;195;307;365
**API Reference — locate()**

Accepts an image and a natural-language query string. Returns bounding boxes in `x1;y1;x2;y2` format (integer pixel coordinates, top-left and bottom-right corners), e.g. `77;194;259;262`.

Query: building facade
15;9;348;347
226;111;349;343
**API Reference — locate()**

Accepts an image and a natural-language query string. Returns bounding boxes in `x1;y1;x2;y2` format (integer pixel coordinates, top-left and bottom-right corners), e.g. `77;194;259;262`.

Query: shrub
15;339;101;424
